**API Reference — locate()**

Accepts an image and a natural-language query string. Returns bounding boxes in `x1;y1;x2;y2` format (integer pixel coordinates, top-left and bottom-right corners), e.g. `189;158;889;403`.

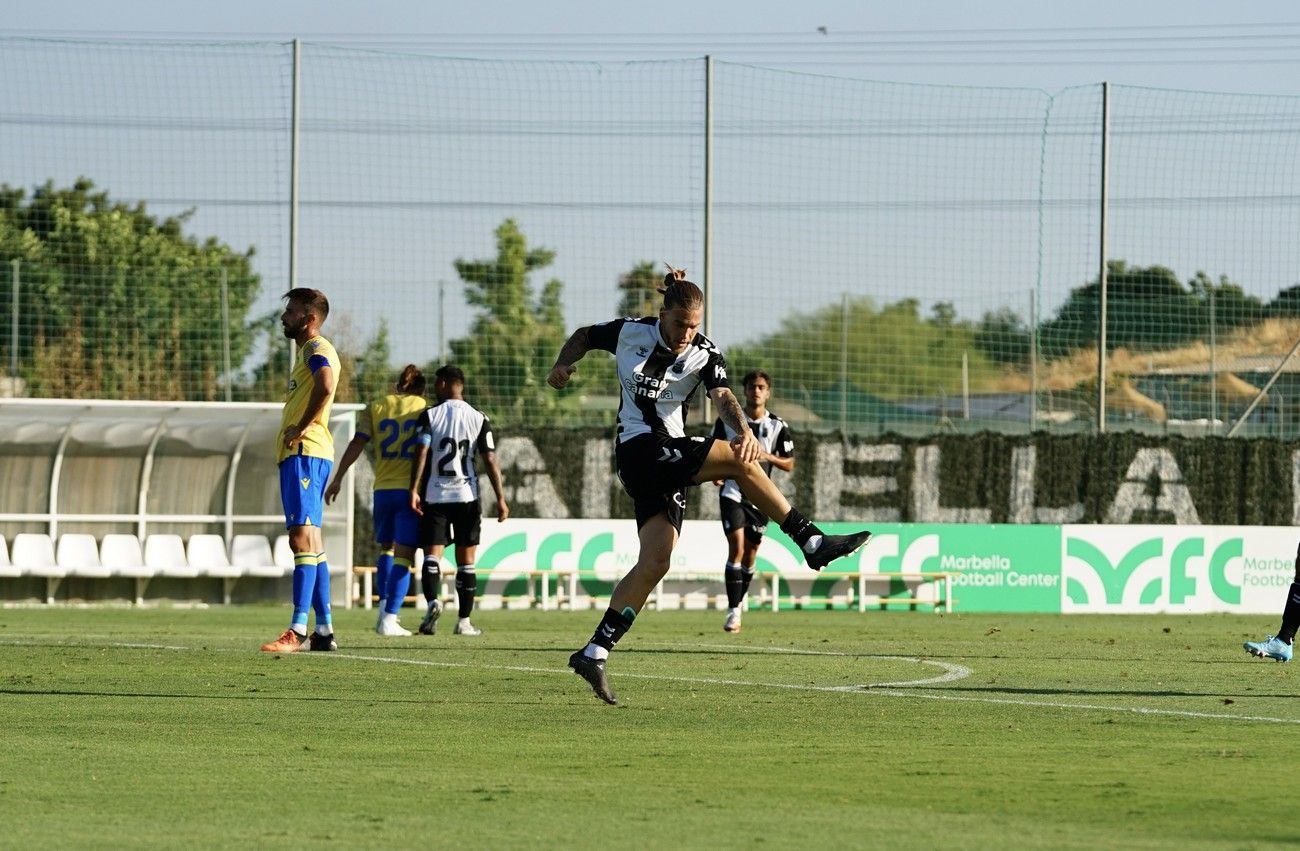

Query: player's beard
281;318;307;340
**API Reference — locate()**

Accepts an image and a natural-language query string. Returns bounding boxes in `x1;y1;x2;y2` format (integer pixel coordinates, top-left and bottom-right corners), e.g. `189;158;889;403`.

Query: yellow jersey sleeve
276;335;340;464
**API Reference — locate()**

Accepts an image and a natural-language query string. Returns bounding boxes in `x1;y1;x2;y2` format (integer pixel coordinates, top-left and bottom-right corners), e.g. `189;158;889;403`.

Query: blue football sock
313;552;332;632
386;556;412;616
290;552;318;632
375;550;394;609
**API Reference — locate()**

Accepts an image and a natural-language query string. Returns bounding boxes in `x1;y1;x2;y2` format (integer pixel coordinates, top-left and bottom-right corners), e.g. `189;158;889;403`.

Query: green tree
930;301;958;328
551;260;661;406
1188;270;1265;332
0;178;261;399
338;321;393;405
617;260;661;318
1039;261;1260;359
447;219;569;424
239;309;290;403
728;296;999;408
1268;283;1300;317
973;307;1032;367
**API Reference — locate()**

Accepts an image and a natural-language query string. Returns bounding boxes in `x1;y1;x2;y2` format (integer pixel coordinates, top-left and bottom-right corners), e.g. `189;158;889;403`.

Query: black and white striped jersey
588;316;730;443
415;399;495;503
711;412;794;502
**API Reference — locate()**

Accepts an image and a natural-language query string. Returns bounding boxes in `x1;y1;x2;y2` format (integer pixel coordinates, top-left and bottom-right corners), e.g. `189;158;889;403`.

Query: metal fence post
9;258;18;385
288;37;302;382
1096;81;1111;434
220;267;232;403
703;54;714;425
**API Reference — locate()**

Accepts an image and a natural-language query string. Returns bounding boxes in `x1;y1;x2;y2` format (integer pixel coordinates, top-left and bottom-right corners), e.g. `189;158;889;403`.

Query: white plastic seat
187;535;240;578
101;534;148;576
58;533;111;578
232;534;285;578
101;534;153;605
14;533;63;577
188;534;242;604
144;534;198;578
0;534;17;579
13;533;64;603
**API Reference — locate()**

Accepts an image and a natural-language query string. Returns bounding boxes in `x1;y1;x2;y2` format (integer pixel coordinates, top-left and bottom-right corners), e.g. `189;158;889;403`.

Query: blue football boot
1243;635;1292;662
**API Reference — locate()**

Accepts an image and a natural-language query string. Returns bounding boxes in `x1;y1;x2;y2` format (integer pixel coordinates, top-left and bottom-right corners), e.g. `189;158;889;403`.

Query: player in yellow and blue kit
261;288;342;653
325;364;429;637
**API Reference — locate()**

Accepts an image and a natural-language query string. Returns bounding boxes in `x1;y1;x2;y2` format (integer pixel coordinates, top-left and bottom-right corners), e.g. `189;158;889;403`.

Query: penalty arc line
6;637;1299;725
330;651;971;693
329;651;1300;725
642;641;974;686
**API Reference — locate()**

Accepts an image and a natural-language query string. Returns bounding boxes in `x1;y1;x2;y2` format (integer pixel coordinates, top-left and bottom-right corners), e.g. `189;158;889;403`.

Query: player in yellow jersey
261;288;342;654
325;365;429;636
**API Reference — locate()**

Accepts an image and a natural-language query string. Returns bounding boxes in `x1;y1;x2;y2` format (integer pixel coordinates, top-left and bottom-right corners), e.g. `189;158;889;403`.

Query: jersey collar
653;318;670;350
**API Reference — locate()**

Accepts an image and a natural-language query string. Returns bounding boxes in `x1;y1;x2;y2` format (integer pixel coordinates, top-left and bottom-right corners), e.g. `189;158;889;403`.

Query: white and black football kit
415;398;495;547
712;412;794;544
587;316;730;531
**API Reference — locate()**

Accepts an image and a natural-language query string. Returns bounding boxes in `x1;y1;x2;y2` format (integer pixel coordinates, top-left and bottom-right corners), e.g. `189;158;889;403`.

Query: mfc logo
1064;535;1242;609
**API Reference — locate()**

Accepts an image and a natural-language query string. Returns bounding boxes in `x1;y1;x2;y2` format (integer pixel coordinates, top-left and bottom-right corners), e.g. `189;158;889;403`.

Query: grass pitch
1;606;1297;849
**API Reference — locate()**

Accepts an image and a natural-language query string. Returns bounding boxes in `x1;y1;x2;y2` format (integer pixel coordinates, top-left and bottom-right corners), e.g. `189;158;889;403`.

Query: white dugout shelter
0;399;360;605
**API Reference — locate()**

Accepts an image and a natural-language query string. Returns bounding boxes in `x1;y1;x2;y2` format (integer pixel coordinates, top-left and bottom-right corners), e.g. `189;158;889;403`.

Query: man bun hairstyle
282;287;330;321
659;263;703;311
395;364;426;395
435;364;466;385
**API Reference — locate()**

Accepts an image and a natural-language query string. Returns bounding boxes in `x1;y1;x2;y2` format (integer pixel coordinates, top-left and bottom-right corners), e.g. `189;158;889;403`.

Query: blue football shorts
279;455;333;530
373;488;420;547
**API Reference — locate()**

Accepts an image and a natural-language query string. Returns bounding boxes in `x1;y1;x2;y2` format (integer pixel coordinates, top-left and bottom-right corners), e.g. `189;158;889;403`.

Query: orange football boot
260;628;307;653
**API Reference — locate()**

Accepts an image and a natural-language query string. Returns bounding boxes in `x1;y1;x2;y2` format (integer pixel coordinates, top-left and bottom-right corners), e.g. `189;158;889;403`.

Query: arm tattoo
715;389;749;437
554;326;591;368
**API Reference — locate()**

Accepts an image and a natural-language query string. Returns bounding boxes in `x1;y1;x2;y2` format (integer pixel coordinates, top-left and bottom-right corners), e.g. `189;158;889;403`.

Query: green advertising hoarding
466;520;1295;614
813;522;1064;612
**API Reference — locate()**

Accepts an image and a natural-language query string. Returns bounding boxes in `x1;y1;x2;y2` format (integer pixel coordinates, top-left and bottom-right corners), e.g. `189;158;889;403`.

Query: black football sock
588;607;636;652
779;508;824;551
421;558;441;604
1278;582;1300;644
455;567;478;619
724;562;744;608
739;566;755;603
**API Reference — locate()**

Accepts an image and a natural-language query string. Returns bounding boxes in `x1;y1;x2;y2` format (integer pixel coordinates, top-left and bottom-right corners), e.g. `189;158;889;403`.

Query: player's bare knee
287;527;314;553
630;557;672;584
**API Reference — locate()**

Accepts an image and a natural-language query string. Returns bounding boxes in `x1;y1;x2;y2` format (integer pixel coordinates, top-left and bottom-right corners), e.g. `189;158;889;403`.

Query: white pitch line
330;651;962;695
0;638;192;651
847;657;973;688
5;637;1299;726
0;635;967;686
328;652;1300;725
639;641;973;687
862;688;1300;725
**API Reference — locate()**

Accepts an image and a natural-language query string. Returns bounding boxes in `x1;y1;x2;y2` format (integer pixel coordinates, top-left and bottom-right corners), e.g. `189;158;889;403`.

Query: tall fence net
4;39;1300;437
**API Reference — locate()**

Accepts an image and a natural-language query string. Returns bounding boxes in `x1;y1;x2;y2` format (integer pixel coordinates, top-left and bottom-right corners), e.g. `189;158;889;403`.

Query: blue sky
7;1;1300;371
12;0;1300;95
